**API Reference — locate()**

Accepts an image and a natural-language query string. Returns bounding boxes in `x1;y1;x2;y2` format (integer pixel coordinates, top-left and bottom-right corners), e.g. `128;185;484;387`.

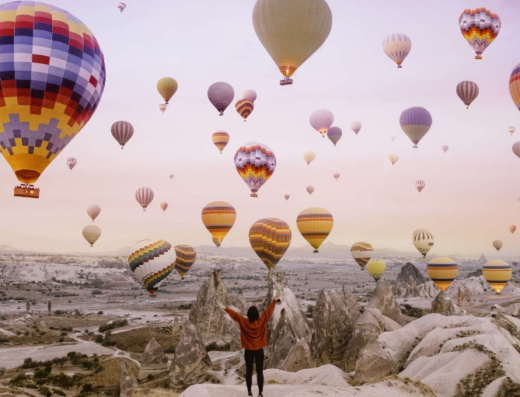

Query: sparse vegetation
98;318;128;333
496;377;520;396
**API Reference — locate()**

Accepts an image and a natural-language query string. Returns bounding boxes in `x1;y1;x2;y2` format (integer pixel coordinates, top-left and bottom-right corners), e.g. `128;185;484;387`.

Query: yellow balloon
483;260;512;294
388;153;399;166
303;151;316;165
367;260;386;282
296;207;333;253
157;77;178;104
201;201;236;246
427;257;458;291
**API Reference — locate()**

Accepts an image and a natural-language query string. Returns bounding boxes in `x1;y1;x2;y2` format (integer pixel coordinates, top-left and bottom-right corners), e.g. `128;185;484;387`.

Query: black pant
245;348;264;394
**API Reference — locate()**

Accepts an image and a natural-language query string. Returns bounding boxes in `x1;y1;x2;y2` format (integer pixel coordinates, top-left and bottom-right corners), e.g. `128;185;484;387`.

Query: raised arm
218;302;241;323
262;291;281;323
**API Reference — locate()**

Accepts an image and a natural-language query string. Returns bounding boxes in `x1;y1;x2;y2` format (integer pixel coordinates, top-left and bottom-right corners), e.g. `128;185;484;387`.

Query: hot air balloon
208;82;234;116
160;202;168;212
382;33;412;68
249;218;292;270
459;8;501;60
212;131;230;154
135;187;154;211
87;205;101;222
236;99;254;121
157;77;178;105
327;127;342;146
111;121;134;149
66;158;77;171
159;104;167;113
0;2;106;197
493;240;503;252
128;239;175;297
201;201;236;247
442;145;449;153
174;245;196;279
235;143;276;197
309;110;334;137
510;64;520;113
367;260;386;282
510;225;516;234
169;174;174;180
513;142;520;159
117;2;126;12
252;0;332;85
284;194;290;201
483;260;512;294
333;173;340;180
303;151;316;165
391;136;396;142
509;126;516;136
427;257;458;291
351;242;373;270
351;121;362;135
413;229;434;258
415;180;426;193
297;207;334;253
82;225;101;247
400;107;432;148
456;81;479;109
388;153;399;166
243;89;257;103
306;186;314;195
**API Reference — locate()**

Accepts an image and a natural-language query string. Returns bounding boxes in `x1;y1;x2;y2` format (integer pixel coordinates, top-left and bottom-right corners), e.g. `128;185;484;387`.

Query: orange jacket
225;300;277;351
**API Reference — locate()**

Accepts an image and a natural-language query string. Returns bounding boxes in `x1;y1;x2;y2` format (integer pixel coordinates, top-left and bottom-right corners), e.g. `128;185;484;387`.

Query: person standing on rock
218;291;281;397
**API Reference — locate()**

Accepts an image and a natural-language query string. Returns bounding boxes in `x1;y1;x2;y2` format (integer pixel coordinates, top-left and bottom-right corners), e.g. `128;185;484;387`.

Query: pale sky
2;0;520;257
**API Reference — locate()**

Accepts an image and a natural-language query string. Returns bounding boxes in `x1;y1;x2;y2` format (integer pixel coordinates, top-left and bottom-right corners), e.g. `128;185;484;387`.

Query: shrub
179;303;192;310
306;305;315;315
98;319;128;333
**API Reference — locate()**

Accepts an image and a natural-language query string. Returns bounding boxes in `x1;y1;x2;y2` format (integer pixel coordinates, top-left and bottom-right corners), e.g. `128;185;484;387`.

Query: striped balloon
351;242;373;269
174;244;196;279
208;82;234;116
66;157;77;170
413;228;434;258
509;126;516;136
382;33;412;68
306;186;314;195
333;172;340;180
459;8;501;59
415;180;425;193
400;107;432;148
249;218;292;270
111;121;134;149
442;145;449;153
350;121;362;135
493;240;503;252
201;201;236;247
510;64;520;112
128;239;175;297
234;142;276;197
483;260;511;294
135;187;154;211
327;126;342;146
212;131;230;154
235;99;254;121
367;260;386;282
297;207;334;253
456;81;479;109
309;109;334;137
427;257;458;291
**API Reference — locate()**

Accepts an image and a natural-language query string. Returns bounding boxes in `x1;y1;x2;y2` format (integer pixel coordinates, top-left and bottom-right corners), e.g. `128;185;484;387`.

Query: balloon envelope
82;225;101;247
243;89;257;103
459;8;501;59
159;104;167;113
212;131;230;154
306;186;314;195
66;158;77;170
367;260;386;282
201;201;236;246
284;194;290;201
309;109;334;137
382;33;411;68
442;145;449;153
333;172;340;180
400;107;432;148
510;64;520;113
351;242;373;269
350;121;362;135
169;174;174;180
174;245;196;279
157;77;178;104
512;142;520;159
493;240;503;252
456;81;479;108
415;180;425;193
160;202;168;212
413;228;434;258
111;121;134;149
327;127;342;146
509;126;516;136
87;205;101;222
303;151;316;165
135;187;154;211
483;260;511;294
208;82;234;116
427;257;458;291
249;218;292;270
388;153;399;165
297;207;333;253
235;142;276;197
510;225;517;234
117;2;126;12
235;99;254;121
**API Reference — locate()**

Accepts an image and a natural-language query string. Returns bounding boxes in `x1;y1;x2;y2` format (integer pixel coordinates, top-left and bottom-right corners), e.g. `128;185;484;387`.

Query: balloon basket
397;65;402;69
250;193;258;198
14;184;39;199
313;250;319;253
475;55;482;60
280;78;293;86
413;145;418;149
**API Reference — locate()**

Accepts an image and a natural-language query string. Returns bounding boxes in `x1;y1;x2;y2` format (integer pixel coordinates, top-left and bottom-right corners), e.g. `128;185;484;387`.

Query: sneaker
258;394;264;397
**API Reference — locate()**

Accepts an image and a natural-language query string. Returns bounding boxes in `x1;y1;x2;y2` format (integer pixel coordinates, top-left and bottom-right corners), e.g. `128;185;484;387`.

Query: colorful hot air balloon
367;260;386;282
284;194;290;201
87;205;101;222
351;242;373;270
249;218;292;270
243;89;257;103
415;180;425;193
513;142;520;159
296;207;334;253
306;186;314;195
169;174;174;180
117;2;126;12
159;104;167;113
382;33;411;68
510;225;517;234
509;126;516;136
0;2;106;194
66;158;77;171
174;245;196;279
235;142;276;197
128;239;175;297
212;131;230;154
135;187;154;211
201;201;236;247
413;229;434;258
350;121;362;135
456;81;479;109
483;260;512;294
111;121;134;149
208;82;234;116
391;136;396;142
459;8;501;60
82;225;101;247
235;99;254;122
427;257;458;291
309;109;334;137
442;145;449;153
327;127;342;146
510;64;520;113
157;77;178;105
493;240;503;252
252;0;332;85
303;151;316;166
388;153;399;166
333;172;340;180
400;107;432;148
160;202;168;212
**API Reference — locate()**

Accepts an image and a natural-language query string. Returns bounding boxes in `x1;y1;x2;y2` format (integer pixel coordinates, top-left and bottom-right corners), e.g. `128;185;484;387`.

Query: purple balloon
399;107;432;148
327;126;342;146
208;82;235;116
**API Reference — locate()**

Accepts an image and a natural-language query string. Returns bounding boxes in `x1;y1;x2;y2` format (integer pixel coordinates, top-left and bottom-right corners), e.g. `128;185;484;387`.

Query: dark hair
247;306;259;322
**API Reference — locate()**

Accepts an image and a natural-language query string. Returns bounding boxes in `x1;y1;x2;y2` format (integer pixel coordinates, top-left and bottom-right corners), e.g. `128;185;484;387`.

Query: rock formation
172;317;180;336
368;279;410;326
431;291;466;316
120;359;137;397
396;263;425;284
138;337;168;380
457;285;472;307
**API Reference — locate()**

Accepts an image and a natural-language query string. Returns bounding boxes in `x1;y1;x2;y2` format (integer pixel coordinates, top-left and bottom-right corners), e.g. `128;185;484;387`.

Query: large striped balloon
427;257;458;291
510;64;520;112
413;228;434;258
367;260;386;282
456;81;479;109
135;187;154;211
234;142;276;197
459;8;501;59
212;131;230;154
236;99;254;122
208;82;234;116
174;245;196;279
351;242;373;269
400;107;432;148
327;127;342;146
128;239;175;297
297;207;334;253
66;157;77;171
201;201;236;247
483;260;512;294
111;121;134;149
249;218;292;270
309;109;334;137
382;33;412;68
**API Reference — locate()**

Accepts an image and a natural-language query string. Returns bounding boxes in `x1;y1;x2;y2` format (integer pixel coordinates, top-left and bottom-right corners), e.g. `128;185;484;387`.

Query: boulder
138;337;168;380
354;339;395;383
368;279;410;326
457;285;472;307
396;263;425;284
431;291;466;316
120;359;137;397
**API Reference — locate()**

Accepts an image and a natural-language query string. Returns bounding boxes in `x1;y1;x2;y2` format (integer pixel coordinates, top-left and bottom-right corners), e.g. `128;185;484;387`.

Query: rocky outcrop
189;269;247;351
172;317;180;336
396;263;425;284
311;287;360;367
368;279;410;326
392;275;421;298
138;337;168;380
457;285;472;307
120;359;137;397
431;291;466;316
